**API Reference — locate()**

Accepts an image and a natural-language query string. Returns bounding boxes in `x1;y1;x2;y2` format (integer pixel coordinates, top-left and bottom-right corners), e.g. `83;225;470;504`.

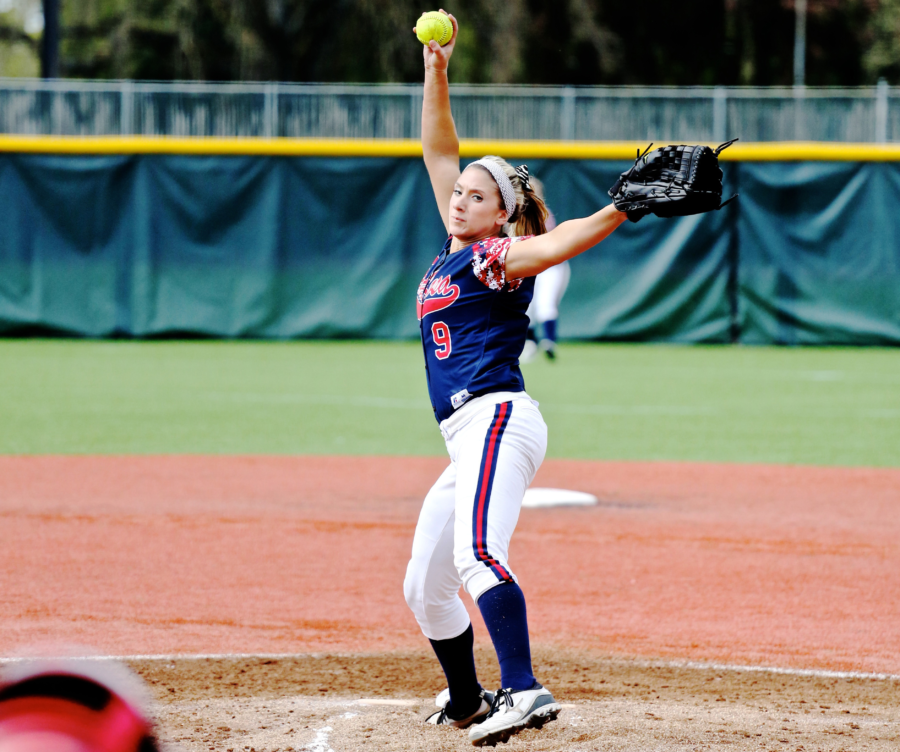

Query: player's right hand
415;10;458;72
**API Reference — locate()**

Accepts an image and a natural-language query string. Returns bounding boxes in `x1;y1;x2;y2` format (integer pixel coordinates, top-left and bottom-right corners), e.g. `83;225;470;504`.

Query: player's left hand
608;140;739;222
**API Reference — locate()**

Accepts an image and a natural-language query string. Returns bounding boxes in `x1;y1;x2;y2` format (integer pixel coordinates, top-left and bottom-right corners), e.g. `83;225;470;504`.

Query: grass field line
201;392;900;419
204;392;428;410
1;653;897;682
206;391;720;416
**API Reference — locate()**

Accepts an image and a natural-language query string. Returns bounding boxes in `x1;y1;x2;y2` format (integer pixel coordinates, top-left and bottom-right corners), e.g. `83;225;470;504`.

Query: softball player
405;11;627;746
520;179;569;362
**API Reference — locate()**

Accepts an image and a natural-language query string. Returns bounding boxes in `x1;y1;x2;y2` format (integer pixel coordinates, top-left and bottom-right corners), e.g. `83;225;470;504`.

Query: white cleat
538;339;557;360
467;685;560;746
426;687;494;729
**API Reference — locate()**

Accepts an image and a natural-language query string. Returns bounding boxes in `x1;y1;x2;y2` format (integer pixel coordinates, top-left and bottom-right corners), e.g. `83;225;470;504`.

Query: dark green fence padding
736;162;900;345
0;153;898;344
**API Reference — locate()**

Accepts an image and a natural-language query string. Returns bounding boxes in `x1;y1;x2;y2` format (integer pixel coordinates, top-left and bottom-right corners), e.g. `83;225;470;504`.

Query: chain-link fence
1;79;898;142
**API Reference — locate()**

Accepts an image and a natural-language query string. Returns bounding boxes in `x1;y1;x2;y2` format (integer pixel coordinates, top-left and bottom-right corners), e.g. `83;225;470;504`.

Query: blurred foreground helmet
0;659;159;752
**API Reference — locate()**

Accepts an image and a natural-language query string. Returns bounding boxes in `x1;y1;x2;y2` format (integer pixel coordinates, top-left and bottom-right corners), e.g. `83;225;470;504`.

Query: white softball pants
403;392;547;641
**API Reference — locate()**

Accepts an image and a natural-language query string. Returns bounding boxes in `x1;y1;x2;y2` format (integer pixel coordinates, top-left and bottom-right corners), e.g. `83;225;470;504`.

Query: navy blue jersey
417;235;535;423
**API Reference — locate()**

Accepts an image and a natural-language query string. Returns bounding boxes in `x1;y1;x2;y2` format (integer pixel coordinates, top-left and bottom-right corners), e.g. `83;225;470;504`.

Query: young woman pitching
404;10;628;746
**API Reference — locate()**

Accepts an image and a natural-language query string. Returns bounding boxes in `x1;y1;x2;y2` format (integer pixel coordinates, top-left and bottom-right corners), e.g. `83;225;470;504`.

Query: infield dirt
138;651;900;752
2;455;899;751
3;456;898;672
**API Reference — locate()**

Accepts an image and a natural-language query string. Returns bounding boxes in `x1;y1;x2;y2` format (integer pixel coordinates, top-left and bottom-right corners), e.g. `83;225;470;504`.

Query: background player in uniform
519;177;569;362
403;10;628;747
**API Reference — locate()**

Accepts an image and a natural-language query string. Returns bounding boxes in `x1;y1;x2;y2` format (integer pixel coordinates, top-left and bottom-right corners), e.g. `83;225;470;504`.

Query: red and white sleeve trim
471;235;532;292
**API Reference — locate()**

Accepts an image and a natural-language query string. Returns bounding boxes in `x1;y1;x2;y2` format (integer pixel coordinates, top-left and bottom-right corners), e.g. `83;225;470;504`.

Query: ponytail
512;184;549;237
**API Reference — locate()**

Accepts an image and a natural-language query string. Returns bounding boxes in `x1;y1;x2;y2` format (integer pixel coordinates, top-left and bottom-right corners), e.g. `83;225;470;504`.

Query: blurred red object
0;661;158;752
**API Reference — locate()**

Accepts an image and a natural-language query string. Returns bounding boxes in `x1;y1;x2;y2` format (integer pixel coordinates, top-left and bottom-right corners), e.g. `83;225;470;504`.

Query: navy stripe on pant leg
471;401;514;583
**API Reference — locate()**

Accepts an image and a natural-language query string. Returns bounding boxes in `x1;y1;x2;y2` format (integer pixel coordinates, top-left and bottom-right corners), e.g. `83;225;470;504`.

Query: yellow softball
416;11;453;47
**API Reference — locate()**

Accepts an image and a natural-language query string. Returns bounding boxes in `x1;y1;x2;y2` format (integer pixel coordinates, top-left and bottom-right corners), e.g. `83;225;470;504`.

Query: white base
522;487;598;508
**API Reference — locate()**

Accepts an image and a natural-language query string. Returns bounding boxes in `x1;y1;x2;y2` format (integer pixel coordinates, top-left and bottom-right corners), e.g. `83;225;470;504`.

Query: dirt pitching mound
136;650;900;752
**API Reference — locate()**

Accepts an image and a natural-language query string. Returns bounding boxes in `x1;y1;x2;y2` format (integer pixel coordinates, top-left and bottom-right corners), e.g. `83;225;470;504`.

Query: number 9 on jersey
431;321;452;360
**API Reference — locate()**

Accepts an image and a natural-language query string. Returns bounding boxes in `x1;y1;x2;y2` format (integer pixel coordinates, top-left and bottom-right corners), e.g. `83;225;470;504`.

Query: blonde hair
473;155;550;237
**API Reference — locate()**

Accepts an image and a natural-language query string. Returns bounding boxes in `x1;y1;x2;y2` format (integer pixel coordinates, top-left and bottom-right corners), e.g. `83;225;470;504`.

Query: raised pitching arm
416;10;461;233
414;10;627;266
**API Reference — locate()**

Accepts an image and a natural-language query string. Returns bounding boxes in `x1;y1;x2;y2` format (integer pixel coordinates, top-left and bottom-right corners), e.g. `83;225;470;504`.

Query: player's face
449;168;508;241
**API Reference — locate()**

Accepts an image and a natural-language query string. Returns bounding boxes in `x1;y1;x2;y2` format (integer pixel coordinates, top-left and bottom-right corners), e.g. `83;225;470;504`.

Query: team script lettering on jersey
417;274;461;320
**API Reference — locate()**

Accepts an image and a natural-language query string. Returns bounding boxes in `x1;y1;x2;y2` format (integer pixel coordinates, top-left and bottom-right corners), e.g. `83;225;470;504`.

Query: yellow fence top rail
2;135;900;161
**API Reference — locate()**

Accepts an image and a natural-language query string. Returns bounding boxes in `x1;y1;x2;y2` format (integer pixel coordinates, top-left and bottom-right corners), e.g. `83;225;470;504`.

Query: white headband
466;159;517;219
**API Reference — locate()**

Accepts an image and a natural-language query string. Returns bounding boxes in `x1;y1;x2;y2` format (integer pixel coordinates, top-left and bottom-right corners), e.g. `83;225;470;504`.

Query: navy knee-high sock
542;318;557;343
477;582;537;691
428;624;482;719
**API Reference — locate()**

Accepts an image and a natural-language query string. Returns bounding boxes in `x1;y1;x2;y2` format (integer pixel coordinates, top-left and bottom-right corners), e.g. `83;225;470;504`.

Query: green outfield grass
0;339;898;466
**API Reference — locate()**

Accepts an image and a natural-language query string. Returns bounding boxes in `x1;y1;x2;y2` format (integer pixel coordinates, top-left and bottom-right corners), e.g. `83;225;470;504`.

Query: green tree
513;0;873;86
57;0;427;81
0;0;41;76
30;0;898;86
864;0;900;83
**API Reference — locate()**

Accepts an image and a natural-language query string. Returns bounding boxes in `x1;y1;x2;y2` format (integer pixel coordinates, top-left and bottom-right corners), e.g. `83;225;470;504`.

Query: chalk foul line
0;652;897;682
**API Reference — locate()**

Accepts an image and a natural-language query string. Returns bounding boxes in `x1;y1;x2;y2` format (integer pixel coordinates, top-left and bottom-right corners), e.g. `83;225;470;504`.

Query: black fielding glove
609;140;739;222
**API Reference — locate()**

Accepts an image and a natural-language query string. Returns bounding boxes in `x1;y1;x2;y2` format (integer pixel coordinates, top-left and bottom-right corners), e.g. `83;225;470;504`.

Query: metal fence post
410;86;420;140
120;80;134;135
264;83;277;138
793;0;807;87
793;85;806;141
713;87;727;142
50;82;61;135
560;87;576;140
875;78;889;144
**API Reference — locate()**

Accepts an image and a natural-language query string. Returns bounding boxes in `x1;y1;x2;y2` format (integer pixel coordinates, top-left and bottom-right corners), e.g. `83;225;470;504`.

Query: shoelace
486;688;515;718
437;689;490;724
